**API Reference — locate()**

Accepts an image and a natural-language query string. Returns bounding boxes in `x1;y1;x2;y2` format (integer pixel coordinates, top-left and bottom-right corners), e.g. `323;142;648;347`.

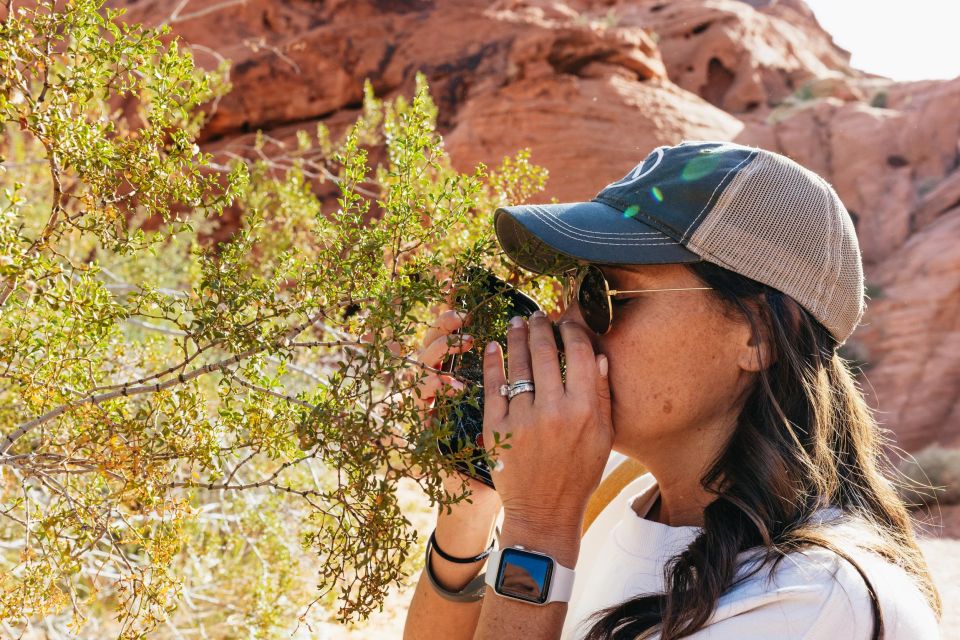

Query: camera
434;267;562;488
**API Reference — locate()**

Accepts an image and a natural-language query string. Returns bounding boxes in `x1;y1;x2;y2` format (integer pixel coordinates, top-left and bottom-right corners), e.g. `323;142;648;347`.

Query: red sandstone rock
598;0;858;112
738;77;960;259
108;0;960;452
444;75;742;202
854;207;960;451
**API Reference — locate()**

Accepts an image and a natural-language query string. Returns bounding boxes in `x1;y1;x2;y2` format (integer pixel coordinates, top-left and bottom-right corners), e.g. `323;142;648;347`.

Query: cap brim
494;201;702;275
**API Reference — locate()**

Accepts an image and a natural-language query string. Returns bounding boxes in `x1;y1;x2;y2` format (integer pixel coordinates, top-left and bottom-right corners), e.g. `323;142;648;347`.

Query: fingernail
486;341;498;353
531;310;546;318
461;334;473;342
598;354;608;377
509;316;524;328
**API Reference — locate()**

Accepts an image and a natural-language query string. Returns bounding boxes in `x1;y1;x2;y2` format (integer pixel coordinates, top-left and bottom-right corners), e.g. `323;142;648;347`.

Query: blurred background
94;0;960;636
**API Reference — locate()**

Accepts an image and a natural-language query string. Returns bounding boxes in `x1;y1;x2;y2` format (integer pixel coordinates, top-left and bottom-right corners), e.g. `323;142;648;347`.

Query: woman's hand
481;311;614;531
411;308;472;420
412;308;501;512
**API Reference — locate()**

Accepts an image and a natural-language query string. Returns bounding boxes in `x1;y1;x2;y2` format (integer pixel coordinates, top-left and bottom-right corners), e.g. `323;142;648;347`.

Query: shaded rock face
114;0;959;451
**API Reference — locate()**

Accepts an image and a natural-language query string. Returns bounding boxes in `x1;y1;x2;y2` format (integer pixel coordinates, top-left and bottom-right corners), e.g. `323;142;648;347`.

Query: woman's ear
736;300;776;373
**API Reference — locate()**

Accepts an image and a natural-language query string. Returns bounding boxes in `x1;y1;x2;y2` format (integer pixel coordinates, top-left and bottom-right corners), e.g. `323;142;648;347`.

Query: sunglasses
560;264;714;335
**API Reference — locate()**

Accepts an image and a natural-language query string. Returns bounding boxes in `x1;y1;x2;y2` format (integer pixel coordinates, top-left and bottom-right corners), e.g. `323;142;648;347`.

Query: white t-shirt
561;470;940;640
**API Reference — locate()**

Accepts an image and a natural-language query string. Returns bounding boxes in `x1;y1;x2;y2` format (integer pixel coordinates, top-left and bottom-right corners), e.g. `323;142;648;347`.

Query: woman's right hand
413;308;502;513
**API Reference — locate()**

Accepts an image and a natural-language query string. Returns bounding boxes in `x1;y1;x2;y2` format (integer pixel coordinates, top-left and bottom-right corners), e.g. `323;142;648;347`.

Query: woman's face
556;263;758;464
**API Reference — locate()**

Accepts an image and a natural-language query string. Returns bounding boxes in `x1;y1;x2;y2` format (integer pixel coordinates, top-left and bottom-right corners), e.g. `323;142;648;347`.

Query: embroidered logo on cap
602;146;666;191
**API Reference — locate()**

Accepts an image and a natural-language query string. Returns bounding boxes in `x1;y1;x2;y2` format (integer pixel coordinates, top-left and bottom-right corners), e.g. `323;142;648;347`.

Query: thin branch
230;375;316;410
103;283;190;299
90;296;371;394
159;0;190;26
242;36;301;74
156;0;247;28
220;449;258;488
267;355;329;384
0;452;126;482
0;152;64;308
124;318;188;336
0;309;327;455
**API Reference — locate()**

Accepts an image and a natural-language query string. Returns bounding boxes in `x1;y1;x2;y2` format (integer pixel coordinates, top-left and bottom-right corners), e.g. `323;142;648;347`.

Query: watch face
495;548;554;604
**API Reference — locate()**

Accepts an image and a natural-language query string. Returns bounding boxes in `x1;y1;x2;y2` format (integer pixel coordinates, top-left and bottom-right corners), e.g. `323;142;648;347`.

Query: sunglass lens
578;266;611;334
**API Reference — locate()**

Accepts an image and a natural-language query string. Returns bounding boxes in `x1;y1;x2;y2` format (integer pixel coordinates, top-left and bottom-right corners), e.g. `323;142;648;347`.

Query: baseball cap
493;140;864;346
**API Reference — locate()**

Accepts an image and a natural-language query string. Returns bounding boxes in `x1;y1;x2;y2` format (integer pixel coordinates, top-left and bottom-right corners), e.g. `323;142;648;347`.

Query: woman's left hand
481;310;614;532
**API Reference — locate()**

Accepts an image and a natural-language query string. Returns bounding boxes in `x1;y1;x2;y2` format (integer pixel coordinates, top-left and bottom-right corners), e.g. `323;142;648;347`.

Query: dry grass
897;443;960;507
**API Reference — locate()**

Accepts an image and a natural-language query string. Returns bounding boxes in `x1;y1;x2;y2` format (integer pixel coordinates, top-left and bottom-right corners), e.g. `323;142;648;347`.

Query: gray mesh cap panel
685;150;865;345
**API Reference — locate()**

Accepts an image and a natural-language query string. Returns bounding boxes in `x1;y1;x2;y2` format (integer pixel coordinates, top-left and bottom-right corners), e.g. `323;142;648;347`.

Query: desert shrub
0;2;553;637
870;90;889;109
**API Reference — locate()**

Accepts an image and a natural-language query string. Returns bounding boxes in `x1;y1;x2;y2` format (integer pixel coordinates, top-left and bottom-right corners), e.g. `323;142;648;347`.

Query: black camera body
435;268;544;488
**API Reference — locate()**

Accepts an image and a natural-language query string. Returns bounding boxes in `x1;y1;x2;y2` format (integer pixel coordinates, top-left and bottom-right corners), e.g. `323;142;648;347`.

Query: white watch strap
485;546;576;604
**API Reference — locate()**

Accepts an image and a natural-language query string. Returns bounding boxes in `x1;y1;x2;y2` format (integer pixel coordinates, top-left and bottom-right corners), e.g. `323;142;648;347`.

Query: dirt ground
320;499;960;640
917;504;960;640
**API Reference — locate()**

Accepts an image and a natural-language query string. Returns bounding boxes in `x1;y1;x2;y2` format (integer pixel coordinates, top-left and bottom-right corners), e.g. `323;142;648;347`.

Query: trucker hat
493;140;864;346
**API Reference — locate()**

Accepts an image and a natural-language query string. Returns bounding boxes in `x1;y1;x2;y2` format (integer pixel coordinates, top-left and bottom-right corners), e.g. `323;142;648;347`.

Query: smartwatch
485;545;575;605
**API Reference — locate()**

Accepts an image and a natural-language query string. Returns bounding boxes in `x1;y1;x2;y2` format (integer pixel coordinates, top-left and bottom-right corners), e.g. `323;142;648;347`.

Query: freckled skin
557;263;764;526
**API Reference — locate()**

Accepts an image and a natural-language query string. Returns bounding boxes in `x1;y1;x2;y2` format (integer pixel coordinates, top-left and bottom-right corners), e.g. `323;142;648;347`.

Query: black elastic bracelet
424;534;487;603
429;528;496;564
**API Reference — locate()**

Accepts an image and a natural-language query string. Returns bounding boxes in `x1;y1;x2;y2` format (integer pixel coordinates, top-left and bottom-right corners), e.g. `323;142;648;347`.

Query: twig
125;318;188;336
0;310;326;454
0;152;64;308
162;0;247;26
242;36;301;74
231;375;316;410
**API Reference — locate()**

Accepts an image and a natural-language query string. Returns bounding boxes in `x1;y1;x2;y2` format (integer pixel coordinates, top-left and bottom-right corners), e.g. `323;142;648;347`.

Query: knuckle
572;403;593;422
508;359;532;376
539;406;563;424
567;342;594;361
560;329;594;356
560;403;589;425
437;310;463;331
531;340;557;359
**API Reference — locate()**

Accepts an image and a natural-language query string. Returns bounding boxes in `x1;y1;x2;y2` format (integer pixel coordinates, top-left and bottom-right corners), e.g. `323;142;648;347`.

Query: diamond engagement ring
498;379;535;400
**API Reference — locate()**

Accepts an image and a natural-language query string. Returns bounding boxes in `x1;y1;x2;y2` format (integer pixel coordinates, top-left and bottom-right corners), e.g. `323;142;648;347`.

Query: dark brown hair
584;260;941;640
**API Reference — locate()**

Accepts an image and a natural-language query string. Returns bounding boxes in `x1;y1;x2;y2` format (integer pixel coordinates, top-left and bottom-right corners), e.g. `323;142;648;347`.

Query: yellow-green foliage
0;2;552;638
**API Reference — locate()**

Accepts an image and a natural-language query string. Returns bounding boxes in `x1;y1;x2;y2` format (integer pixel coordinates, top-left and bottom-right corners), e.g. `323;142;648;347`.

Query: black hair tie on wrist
429;529;496;564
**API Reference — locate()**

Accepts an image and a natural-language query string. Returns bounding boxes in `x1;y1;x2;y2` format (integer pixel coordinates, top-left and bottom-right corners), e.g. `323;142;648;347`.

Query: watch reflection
501;562;541;599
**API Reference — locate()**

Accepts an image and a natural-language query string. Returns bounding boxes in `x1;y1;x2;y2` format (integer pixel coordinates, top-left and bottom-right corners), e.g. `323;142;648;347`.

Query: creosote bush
0;2;555;638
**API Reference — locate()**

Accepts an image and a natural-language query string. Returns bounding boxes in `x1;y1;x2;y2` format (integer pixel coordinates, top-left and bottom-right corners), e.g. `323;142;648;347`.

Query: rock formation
112;0;960;451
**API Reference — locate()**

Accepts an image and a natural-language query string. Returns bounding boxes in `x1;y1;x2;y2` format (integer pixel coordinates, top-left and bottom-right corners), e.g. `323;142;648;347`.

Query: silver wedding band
499;379;535;400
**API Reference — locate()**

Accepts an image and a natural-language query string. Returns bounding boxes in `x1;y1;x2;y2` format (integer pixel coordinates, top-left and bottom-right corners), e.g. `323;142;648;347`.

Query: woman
403;141;941;639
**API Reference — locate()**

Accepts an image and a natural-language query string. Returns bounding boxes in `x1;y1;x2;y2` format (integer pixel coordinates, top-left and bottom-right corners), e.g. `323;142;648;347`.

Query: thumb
595;354;613;431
